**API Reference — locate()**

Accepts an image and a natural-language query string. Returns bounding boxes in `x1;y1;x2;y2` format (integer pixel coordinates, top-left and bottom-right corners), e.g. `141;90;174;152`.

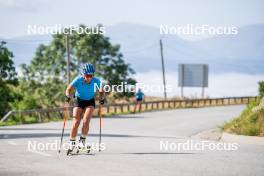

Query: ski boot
67;140;76;155
76;138;91;154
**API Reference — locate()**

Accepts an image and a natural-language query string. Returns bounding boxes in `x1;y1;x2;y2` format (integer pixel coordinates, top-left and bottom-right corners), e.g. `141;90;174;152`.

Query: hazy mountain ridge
2;23;264;74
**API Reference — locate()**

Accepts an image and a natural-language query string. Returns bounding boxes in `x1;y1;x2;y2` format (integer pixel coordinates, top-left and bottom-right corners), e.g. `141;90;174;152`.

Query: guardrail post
38;112;43;123
58;111;63;119
120;105;123;113
114;106;117;114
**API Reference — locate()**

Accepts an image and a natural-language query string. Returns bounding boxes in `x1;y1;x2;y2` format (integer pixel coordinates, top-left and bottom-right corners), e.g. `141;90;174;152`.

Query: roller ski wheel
76;143;91;154
67;148;74;156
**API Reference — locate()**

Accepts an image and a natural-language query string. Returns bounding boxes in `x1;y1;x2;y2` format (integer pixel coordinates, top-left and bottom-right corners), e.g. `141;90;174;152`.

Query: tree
0;41;17;117
21;24;136;107
0;41;17;83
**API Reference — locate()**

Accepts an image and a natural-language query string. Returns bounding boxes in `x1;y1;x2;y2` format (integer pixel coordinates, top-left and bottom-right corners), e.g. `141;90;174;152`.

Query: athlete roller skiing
134;88;144;113
64;63;104;155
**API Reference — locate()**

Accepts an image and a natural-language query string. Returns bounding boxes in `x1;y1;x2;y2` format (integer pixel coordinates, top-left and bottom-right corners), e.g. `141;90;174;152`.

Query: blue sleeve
70;76;79;88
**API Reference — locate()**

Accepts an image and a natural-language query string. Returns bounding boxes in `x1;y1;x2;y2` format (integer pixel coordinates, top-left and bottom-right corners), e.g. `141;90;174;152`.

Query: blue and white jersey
136;91;144;100
70;76;101;100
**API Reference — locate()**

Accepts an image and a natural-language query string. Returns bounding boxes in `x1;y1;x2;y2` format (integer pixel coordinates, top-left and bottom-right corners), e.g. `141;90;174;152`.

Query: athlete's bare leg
134;102;138;113
81;106;94;137
138;101;142;112
70;107;83;139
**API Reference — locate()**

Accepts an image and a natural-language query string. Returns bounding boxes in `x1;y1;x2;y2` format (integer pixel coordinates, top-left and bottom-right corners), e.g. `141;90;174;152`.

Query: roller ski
76;141;91;154
67;138;91;155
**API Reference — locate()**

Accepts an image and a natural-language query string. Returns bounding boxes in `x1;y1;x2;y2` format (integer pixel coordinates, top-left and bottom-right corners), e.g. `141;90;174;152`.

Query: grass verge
222;98;264;136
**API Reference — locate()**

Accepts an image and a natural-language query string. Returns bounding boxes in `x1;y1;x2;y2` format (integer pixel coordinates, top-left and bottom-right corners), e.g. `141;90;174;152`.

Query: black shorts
136;98;143;102
74;97;95;109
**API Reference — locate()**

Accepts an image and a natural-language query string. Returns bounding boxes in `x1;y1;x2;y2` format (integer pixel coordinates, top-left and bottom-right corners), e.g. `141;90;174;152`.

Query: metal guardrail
0;96;258;123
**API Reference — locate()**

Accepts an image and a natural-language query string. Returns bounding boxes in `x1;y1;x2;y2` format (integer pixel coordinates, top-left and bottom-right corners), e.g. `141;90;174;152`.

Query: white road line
7;141;17;146
28;150;52;157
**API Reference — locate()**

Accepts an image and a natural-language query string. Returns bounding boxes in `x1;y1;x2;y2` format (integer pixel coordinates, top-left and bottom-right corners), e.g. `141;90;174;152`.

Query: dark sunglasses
84;74;93;78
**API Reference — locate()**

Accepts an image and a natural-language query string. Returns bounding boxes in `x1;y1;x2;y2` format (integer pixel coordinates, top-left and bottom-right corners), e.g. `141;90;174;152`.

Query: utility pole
66;34;70;85
159;39;167;100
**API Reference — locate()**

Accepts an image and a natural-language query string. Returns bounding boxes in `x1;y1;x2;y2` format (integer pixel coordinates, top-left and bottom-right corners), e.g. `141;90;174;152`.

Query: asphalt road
0;105;263;176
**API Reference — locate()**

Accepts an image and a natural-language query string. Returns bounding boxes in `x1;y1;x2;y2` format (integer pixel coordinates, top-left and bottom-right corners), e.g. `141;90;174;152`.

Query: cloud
134;71;264;98
0;0;48;12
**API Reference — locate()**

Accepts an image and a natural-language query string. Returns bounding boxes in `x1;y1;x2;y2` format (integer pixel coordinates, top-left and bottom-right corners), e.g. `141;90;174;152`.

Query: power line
66;35;71;85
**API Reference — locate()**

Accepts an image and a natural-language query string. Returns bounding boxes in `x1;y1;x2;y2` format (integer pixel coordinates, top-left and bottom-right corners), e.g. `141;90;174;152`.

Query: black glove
99;97;105;105
65;95;71;103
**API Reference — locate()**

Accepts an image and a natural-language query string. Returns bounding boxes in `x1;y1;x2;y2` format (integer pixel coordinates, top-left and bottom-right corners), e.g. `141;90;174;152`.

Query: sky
0;0;264;39
1;0;263;98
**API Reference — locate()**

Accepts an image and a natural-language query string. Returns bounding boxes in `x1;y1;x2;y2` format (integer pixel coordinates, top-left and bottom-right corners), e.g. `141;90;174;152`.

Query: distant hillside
2;23;264;74
107;23;264;74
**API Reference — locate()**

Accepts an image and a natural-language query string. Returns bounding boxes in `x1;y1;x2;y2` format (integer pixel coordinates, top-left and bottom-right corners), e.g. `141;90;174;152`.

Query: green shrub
259;81;264;98
223;100;264;136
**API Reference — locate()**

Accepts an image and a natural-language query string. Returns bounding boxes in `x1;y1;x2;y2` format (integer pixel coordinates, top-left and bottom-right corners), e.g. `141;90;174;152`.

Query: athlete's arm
65;84;75;99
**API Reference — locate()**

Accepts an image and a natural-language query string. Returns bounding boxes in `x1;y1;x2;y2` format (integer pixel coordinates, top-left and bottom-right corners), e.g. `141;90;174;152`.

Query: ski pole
99;104;102;152
58;102;69;153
